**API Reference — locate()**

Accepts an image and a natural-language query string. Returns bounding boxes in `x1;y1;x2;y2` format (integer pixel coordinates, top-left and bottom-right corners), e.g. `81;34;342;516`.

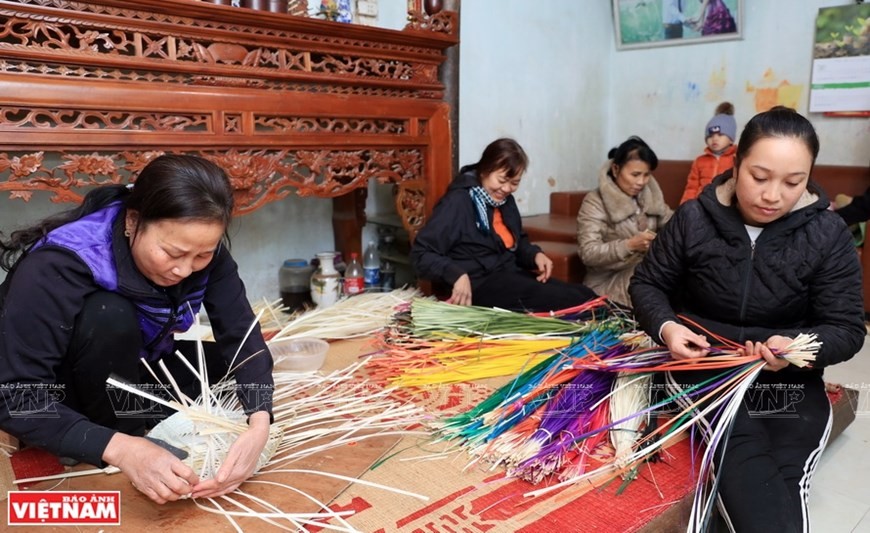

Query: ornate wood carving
0;148;423;213
0;0;455;96
0;0;458;254
405;10;455;34
395;179;427;236
0;107;210;132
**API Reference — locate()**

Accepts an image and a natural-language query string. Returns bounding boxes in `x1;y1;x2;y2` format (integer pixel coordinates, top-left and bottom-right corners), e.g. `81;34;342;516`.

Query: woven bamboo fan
147;410;283;478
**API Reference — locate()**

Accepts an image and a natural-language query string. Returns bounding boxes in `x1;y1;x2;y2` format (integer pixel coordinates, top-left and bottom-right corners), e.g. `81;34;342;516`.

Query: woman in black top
836;185;870;226
411;138;596;312
629;107;864;532
0;155;273;504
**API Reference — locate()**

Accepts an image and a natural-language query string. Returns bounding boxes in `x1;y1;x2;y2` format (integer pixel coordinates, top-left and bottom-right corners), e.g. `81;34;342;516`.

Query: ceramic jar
424;0;444;15
279;258;314;312
310;252;341;308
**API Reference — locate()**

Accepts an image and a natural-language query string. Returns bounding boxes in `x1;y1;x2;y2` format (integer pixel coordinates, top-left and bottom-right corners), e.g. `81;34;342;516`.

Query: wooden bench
524;161;870;311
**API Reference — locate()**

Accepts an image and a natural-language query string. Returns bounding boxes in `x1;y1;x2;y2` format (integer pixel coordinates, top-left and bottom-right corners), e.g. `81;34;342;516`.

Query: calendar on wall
809;3;870;114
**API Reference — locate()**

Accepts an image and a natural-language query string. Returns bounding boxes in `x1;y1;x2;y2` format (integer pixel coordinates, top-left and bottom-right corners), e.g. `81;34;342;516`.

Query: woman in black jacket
411;138;596;312
0;155;273;504
835;185;870;226
629;107;865;532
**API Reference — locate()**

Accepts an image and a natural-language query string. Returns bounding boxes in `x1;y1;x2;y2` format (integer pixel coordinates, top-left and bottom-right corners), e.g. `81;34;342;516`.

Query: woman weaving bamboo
629;107;865;531
411;138;597;312
0;155;273;504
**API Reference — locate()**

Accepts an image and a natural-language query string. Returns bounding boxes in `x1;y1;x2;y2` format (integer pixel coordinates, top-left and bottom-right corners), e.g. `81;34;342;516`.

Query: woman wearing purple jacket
0;155;273;504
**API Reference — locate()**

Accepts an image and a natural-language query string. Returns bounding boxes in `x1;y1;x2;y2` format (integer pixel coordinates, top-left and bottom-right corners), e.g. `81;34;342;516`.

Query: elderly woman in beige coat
576;136;673;307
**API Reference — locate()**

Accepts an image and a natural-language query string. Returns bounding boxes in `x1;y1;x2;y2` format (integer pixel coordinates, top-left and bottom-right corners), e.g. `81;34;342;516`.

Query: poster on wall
809;4;870;113
613;0;742;50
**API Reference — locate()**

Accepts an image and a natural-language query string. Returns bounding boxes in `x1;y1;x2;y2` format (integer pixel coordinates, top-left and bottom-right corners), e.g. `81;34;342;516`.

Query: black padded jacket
629;171;865;371
410;167;541;287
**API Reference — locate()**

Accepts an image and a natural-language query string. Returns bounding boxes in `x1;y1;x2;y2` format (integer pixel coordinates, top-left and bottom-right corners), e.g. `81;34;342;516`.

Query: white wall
607;0;870;166
225;196;334;301
0;191;334;302
457;0;612;214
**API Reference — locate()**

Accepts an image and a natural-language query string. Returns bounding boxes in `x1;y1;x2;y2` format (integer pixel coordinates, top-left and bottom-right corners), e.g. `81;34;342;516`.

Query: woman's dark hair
473;138;529;179
0;154;234;271
607;136;658;177
735;106;820;170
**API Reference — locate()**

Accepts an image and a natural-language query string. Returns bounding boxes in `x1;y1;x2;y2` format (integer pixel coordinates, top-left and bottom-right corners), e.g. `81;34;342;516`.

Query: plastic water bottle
344;252;365;295
363;241;380;289
381;260;396;291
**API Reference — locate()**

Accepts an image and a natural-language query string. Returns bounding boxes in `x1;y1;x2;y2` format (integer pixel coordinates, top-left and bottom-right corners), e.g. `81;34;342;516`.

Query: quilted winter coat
629;171;865;371
680;144;737;204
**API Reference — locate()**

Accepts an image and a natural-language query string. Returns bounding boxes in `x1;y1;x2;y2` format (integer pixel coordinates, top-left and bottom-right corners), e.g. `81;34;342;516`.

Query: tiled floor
811;334;870;532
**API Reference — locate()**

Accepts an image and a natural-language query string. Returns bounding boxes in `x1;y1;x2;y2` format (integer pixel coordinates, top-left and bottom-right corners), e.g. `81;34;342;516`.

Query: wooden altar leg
332;188;367;259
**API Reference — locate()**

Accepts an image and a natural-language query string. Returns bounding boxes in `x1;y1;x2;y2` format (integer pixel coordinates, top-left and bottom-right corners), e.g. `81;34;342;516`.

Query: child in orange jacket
680;102;737;204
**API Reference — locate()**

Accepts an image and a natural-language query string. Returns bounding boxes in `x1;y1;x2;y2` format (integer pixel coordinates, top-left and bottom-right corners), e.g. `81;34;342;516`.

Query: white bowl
269;337;329;372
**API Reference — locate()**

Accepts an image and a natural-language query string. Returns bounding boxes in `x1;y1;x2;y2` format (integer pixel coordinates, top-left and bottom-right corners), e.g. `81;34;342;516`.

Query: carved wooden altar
0;0;457;256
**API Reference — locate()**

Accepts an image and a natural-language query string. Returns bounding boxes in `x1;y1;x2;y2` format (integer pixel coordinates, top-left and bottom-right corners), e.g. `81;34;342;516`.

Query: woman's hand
534;252;553;282
102;433;199;504
740;336;792;372
190;411;271;499
447;274;472;306
661;322;710;360
627;231;656;253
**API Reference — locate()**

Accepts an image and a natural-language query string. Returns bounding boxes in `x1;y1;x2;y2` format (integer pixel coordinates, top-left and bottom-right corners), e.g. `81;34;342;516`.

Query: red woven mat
9;448;64;489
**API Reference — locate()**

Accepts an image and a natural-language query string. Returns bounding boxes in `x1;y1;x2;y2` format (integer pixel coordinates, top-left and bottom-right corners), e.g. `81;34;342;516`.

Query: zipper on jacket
737;241;756;327
144;290;179;352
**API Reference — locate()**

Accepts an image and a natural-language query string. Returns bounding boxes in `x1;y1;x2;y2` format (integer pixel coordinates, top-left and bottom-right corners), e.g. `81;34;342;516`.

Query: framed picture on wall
613;0;743;50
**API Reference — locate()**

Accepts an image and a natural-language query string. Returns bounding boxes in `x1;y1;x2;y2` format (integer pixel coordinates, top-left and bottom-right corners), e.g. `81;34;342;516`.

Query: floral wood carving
0;148;424;220
0;58;431;97
0;4;449;95
0;1;456;248
404;10;456;34
224;114;243;134
254;116;407;134
394;178;426;235
10;0;454;54
0;107;209;132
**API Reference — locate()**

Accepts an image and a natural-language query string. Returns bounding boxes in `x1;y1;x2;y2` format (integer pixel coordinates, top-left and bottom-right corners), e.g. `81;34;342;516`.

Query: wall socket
357;0;378;17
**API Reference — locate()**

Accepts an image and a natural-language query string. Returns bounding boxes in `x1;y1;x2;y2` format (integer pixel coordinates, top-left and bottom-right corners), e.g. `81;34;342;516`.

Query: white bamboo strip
14;466;121;485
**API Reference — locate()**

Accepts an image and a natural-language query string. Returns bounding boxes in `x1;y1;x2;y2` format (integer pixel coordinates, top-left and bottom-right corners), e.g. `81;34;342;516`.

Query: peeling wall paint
684;82;702;101
745;68;804;111
706;63;728;101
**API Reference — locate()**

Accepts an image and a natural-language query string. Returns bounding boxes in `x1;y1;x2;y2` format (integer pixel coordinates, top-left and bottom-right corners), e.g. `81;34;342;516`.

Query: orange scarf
493;208;515;248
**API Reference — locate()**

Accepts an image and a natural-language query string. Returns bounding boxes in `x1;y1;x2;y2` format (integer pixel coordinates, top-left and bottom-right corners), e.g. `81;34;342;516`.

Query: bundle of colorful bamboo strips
269;288;421;341
364;297;632;386
375;301;822;532
405;297;610;338
366;333;573;386
434;335;820;532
